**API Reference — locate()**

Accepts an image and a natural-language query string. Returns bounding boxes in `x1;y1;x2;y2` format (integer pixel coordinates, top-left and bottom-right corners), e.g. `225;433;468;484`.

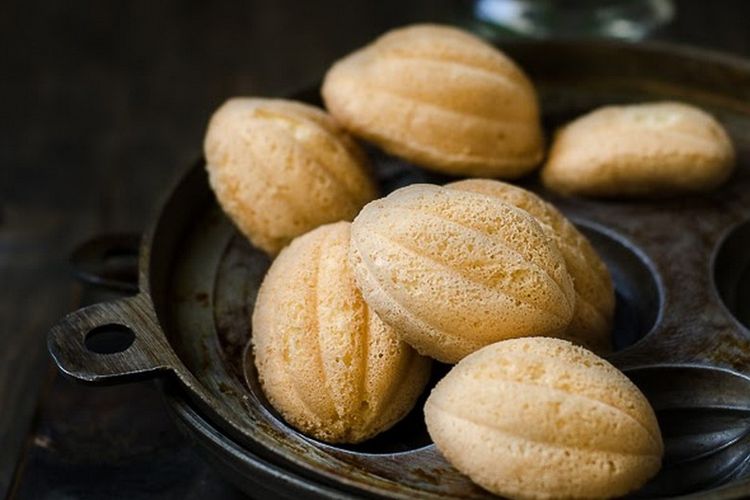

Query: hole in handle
85;324;135;354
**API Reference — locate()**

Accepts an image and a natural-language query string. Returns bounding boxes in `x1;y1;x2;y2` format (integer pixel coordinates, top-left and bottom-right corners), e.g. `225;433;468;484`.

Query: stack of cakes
203;24;735;499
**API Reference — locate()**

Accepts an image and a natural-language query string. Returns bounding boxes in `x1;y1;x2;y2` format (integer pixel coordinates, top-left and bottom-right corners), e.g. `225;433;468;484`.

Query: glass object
471;0;675;40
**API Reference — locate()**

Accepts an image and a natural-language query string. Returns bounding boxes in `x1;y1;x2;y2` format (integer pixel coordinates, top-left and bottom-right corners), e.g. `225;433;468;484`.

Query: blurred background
2;0;749;498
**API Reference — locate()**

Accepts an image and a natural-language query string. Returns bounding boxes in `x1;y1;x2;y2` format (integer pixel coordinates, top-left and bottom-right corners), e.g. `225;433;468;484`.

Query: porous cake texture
205;98;377;255
425;337;663;499
446;179;614;353
349;184;575;363
322;24;544;178
252;222;431;443
542;101;735;197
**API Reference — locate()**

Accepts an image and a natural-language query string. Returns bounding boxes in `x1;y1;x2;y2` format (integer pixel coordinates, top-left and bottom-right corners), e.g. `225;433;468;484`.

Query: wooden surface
1;0;749;498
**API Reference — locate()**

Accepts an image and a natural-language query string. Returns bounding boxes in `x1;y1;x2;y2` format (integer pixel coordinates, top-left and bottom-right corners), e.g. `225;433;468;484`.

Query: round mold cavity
714;219;750;331
625;364;750;497
576;222;662;351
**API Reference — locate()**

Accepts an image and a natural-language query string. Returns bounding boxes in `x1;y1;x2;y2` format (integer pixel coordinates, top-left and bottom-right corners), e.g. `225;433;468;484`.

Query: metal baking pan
48;39;750;498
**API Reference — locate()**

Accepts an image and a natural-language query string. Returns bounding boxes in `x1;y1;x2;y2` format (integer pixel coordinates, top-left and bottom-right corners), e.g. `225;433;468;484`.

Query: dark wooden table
2;1;749;498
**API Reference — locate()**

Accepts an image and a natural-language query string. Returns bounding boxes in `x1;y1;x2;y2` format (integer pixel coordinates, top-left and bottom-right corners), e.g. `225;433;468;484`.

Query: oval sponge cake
541;101;735;197
322;24;544;178
425;338;663;499
446;179;614;353
252;221;431;443
349;184;575;363
204;98;377;255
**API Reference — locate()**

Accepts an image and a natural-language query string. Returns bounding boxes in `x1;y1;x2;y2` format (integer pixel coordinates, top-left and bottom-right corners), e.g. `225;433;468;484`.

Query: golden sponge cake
204;98;377;255
252;221;431;443
541;101;735;197
322;24;544;178
446;179;614;352
349;184;575;363
425;337;663;499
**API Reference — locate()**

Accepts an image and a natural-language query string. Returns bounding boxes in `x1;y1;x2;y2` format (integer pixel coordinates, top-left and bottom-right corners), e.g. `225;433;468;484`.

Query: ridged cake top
542;101;736;197
204;98;376;254
322;24;544;177
349;184;575;363
252;222;431;443
446;179;614;352
425;337;663;499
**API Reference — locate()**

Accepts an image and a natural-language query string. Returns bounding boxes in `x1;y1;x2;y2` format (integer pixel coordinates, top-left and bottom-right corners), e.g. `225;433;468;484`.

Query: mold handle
47;294;177;385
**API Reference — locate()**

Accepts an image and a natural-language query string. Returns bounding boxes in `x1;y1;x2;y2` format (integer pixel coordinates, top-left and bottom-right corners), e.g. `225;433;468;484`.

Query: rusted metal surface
13;278;248;500
48;40;750;498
